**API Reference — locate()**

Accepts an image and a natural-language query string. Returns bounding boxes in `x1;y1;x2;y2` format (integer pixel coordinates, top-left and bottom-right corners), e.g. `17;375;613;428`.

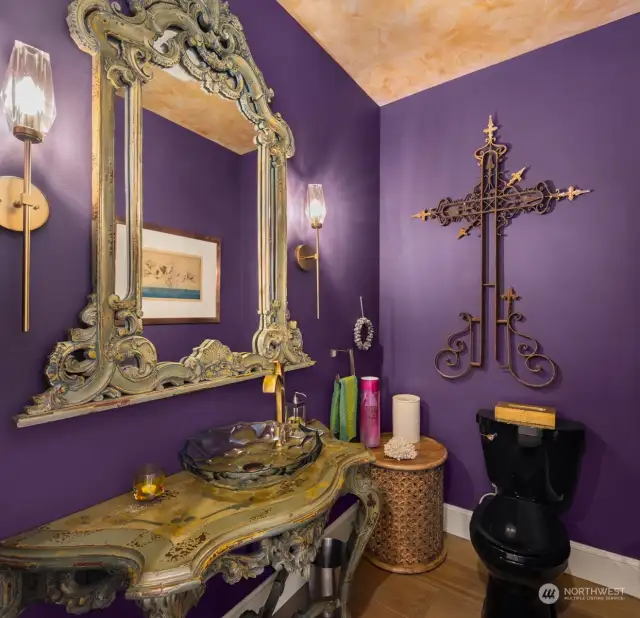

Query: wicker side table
365;434;448;574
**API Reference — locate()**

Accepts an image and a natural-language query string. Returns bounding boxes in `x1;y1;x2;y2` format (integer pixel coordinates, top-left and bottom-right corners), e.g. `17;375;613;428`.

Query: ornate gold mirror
15;0;313;428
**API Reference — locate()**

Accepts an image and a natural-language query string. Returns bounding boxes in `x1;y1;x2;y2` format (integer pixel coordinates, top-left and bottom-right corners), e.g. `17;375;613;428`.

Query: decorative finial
411;210;431;221
501;287;520;304
506;167;527;189
483;115;498;144
550;186;591;201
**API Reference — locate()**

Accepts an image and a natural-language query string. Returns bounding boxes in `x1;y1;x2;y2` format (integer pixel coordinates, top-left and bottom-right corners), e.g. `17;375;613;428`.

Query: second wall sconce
0;41;56;333
295;184;327;319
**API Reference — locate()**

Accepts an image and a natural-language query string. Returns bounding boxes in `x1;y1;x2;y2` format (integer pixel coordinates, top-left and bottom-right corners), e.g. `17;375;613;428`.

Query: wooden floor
348;534;640;618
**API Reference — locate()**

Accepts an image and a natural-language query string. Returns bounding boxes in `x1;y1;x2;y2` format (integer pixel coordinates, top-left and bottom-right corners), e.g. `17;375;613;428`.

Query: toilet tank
476;409;585;508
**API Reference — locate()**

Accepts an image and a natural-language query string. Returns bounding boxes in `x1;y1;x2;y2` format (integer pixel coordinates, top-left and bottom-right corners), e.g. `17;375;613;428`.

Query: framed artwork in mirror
115;220;220;324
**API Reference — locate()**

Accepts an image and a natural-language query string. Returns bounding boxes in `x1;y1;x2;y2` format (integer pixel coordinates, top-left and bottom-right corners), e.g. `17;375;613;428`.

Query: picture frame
115;219;221;324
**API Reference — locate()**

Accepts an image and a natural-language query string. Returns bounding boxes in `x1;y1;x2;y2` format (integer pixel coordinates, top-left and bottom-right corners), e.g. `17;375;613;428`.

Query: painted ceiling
141;31;256;155
277;0;640;105
143;67;256;155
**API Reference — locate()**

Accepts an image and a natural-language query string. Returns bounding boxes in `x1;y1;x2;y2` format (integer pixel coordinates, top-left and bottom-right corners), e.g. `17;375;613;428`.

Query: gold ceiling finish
137;29;256;154
277;0;640;105
142;67;257;154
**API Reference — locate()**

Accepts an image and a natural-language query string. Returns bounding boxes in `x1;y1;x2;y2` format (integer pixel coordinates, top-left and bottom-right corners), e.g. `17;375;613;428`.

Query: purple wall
380;15;640;559
0;1;380;616
233;0;381;398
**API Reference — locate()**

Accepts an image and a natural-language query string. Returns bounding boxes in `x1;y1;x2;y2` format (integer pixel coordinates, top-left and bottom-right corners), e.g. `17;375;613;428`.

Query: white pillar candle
392;394;421;444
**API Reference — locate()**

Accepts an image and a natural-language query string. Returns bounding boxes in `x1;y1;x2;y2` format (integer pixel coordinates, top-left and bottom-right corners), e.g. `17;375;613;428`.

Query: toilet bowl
470;409;585;618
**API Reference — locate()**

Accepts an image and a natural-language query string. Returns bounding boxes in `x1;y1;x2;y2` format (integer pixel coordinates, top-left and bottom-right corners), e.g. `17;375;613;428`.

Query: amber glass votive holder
133;464;166;501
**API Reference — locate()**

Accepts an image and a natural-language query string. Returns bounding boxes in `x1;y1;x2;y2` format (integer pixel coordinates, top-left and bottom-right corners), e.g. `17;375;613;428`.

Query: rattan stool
365;434;448;574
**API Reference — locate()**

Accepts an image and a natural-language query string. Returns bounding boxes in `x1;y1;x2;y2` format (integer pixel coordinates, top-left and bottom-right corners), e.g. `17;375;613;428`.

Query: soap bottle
286;391;307;426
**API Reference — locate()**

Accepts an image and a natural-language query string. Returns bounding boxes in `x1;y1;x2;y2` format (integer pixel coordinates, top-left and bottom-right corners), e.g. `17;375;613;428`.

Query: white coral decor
383;436;417;460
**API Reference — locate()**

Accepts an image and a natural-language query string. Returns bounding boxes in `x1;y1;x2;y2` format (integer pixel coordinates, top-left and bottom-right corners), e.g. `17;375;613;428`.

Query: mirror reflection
115;59;259;360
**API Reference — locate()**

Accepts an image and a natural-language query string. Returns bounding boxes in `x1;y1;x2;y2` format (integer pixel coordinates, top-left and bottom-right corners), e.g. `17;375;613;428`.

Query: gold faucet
262;360;285;424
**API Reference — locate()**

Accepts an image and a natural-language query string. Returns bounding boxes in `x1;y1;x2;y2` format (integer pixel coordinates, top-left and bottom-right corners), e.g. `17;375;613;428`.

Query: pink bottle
360;377;381;448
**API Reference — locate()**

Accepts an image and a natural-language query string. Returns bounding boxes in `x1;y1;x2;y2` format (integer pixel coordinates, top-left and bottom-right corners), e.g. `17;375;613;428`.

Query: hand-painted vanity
0;425;379;618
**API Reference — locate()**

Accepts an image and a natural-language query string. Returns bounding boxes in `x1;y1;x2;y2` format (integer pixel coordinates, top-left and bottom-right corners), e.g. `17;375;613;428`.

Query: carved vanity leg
45;571;124;613
136;586;205;618
0;570;23;618
339;467;380;618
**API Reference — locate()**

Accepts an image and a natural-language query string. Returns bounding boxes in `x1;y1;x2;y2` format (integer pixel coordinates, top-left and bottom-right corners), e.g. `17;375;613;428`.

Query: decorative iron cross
412;116;590;388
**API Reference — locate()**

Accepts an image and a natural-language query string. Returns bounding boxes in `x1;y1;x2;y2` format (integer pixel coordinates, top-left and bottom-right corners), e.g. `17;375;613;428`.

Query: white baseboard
443;503;640;599
222;500;639;617
221;504;359;618
443;503;472;541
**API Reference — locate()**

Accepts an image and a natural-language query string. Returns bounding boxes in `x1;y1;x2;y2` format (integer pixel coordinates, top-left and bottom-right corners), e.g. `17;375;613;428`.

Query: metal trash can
309;538;346;604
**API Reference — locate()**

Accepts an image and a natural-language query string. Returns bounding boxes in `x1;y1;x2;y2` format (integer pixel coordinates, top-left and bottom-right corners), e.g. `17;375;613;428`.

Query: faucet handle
262;361;284;394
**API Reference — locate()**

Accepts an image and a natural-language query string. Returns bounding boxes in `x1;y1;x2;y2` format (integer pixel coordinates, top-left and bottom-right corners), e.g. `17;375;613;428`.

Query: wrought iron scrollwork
434;312;475;380
413;116;590;388
501;288;557;388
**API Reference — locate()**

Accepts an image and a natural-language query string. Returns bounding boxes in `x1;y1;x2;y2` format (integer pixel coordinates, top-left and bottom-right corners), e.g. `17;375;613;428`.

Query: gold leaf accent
506;166;527;188
411;210;431;221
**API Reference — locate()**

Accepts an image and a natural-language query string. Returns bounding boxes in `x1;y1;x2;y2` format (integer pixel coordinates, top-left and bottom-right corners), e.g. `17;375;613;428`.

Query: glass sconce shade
305;184;327;229
1;41;56;142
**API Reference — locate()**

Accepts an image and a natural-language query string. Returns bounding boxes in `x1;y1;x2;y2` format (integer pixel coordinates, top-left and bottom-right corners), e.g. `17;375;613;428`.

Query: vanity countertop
0;426;373;598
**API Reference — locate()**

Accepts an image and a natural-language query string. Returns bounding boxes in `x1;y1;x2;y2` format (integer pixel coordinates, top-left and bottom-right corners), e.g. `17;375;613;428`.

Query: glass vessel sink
180;421;323;489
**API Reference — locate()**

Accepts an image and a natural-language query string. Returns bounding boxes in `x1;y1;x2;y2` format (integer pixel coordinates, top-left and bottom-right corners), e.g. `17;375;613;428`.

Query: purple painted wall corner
2;1;637;616
380;14;640;560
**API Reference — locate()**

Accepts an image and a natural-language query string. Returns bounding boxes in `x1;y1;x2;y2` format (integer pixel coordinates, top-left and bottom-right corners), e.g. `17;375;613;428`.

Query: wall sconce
0;41;56;332
295;184;327;319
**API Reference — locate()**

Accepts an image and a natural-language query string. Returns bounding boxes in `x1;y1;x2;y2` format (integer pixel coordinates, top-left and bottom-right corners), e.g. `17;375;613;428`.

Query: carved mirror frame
15;0;313;428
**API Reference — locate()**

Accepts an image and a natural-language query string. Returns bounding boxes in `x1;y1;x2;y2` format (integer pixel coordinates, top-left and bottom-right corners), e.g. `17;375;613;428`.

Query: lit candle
141;483;157;496
133;464;165;501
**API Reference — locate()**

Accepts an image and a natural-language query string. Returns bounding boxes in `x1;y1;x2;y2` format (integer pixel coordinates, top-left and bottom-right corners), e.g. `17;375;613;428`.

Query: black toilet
470;409;585;618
